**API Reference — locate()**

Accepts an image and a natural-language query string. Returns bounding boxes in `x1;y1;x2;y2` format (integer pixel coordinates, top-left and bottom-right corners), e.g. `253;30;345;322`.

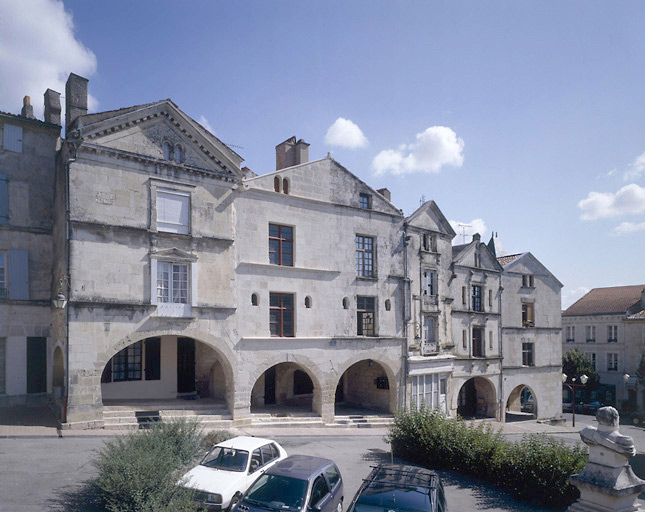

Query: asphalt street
0;432;594;512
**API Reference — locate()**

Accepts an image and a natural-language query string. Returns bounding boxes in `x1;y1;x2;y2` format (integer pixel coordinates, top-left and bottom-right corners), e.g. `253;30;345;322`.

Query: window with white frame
411;373;447;413
585;352;596;369
566;326;575;343
586;325;596;343
422;269;436;296
607;352;618;372
156;189;190;234
157;262;189;304
355;235;374;278
0;251;6;299
607;325;618;343
423;316;436;344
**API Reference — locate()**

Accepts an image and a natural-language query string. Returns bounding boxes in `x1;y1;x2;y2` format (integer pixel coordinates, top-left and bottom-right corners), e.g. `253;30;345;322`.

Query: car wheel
228;496;240;512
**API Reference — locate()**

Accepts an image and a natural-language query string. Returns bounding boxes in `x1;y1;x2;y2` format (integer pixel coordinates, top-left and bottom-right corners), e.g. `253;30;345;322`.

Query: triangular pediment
406;201;456;238
244;157;403;215
502;252;563;287
453;241;504;272
78;100;244;178
151;247;197;262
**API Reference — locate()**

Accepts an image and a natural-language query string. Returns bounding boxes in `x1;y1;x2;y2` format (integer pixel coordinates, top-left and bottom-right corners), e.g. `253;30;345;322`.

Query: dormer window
163;141;172;160
174;144;183;163
359;193;371;209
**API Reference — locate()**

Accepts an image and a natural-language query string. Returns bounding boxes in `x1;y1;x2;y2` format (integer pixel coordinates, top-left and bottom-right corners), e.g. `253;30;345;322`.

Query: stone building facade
0;93;61;406
1;73;564;427
562;285;645;410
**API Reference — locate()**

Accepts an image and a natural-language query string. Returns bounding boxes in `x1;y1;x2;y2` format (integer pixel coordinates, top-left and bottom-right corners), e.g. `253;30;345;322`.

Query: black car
347;463;447;512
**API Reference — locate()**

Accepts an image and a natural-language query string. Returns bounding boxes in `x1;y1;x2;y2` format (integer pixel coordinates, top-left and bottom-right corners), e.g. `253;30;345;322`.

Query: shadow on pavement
0;405;58;427
49;480;105;512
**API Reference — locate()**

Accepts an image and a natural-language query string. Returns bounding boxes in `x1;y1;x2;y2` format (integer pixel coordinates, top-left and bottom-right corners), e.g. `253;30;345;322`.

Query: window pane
269;224;280;238
282;227;293;240
281;294;293;308
269;240;280;264
270;293;280;307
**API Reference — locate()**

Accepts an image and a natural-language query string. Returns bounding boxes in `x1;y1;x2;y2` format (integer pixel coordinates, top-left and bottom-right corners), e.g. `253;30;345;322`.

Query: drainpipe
62;146;76;424
498;275;504;422
402;224;410;411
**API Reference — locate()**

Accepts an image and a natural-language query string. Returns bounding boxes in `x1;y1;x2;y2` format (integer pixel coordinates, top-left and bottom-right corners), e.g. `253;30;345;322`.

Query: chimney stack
21;96;35;119
65;73;89;135
472;233;481;242
44;89;61;125
276;136;310;171
377;188;391;201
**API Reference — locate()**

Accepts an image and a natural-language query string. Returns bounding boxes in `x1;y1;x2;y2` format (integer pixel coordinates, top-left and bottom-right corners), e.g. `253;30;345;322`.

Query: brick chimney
21;96;35;119
377;188;391;201
44;89;61;125
276;136;310;171
65;73;88;135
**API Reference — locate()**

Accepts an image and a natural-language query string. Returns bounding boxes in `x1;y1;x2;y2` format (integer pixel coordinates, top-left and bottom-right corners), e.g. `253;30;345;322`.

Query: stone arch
505;384;538;420
247;354;325;417
455;376;497;419
97;328;237;414
333;356;398;414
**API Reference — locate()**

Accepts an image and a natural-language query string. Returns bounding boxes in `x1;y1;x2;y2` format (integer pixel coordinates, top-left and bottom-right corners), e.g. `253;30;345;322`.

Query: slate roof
563;285;645;316
452;244;468;258
497;253;522;267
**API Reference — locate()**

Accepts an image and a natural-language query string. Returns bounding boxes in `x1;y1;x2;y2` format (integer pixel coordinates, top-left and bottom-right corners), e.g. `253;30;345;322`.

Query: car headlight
206;493;222;504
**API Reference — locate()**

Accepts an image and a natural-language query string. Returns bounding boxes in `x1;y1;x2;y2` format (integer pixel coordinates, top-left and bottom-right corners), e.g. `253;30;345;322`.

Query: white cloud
611;221;645;236
324;117;368;149
562;286;590;309
578;183;645;220
198;115;215;134
449;218;487;244
0;0;98;119
372;126;464;175
624;151;645;181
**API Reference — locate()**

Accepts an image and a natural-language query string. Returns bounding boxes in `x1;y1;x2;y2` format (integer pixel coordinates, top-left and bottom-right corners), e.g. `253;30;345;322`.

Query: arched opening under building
100;336;230;413
505;384;537;422
335;360;394;414
251;363;317;415
456;377;496;419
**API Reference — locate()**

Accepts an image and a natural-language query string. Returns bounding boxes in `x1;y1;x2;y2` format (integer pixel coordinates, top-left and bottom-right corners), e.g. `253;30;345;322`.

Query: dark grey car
232;455;344;512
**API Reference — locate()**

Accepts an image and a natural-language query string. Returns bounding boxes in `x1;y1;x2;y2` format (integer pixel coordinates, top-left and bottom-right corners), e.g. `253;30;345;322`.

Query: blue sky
2;0;644;307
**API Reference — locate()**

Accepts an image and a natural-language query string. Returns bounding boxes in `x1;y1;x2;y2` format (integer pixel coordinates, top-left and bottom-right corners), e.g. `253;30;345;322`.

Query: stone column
568;406;645;512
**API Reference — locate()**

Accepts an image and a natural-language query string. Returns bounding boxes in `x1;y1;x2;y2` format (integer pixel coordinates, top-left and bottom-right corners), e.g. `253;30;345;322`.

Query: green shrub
202;429;235;451
94;418;206;512
386;407;587;508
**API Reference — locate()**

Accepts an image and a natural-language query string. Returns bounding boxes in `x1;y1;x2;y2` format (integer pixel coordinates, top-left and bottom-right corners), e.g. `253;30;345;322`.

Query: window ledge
156;303;192;318
356;276;378;281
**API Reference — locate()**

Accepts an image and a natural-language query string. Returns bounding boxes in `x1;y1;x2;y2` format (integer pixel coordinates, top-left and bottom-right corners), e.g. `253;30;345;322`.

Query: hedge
94;418;234;512
385;407;587;508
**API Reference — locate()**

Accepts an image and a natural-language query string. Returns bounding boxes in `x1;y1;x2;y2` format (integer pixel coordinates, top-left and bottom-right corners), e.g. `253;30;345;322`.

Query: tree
636;353;645;387
562;348;599;389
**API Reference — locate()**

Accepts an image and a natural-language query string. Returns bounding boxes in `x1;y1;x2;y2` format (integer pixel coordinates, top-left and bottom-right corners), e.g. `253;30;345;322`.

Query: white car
182;436;288;511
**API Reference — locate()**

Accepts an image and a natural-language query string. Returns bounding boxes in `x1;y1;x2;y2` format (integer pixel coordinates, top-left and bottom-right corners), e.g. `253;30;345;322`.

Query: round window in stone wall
251;293;259;306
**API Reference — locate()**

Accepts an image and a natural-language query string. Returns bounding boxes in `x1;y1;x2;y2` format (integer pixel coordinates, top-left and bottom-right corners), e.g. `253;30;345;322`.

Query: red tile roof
563;285;645;316
497;253;522;267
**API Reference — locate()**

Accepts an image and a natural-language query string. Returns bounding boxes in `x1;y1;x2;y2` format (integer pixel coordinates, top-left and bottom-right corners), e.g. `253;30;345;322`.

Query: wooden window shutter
3;124;23;153
8;249;29;300
0;174;7;224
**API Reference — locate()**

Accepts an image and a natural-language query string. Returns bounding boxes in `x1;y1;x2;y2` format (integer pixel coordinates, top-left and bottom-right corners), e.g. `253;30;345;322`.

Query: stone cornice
77;141;239;184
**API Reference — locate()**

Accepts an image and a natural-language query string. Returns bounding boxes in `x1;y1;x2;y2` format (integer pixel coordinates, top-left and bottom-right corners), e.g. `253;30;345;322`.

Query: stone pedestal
568;407;645;512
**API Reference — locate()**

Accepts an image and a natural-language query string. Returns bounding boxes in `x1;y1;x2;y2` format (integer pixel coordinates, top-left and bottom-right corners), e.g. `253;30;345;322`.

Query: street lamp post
562;373;588;428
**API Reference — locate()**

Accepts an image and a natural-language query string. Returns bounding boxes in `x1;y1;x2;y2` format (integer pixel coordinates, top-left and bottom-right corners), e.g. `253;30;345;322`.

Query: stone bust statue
579;406;636;461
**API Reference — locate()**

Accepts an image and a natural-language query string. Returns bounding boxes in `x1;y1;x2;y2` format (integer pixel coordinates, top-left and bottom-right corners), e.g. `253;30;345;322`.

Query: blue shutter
0;174;7;224
8;249;29;300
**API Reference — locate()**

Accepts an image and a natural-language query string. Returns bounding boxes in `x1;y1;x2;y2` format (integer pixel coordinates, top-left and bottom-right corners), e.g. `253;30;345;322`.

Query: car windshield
201;447;249;472
244;474;308;511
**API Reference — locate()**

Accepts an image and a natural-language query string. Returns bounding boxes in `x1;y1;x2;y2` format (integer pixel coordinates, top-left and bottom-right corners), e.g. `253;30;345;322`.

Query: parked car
582;400;603;415
562;402;573;413
232;455;344;512
182;436;287;511
346;463;447;512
